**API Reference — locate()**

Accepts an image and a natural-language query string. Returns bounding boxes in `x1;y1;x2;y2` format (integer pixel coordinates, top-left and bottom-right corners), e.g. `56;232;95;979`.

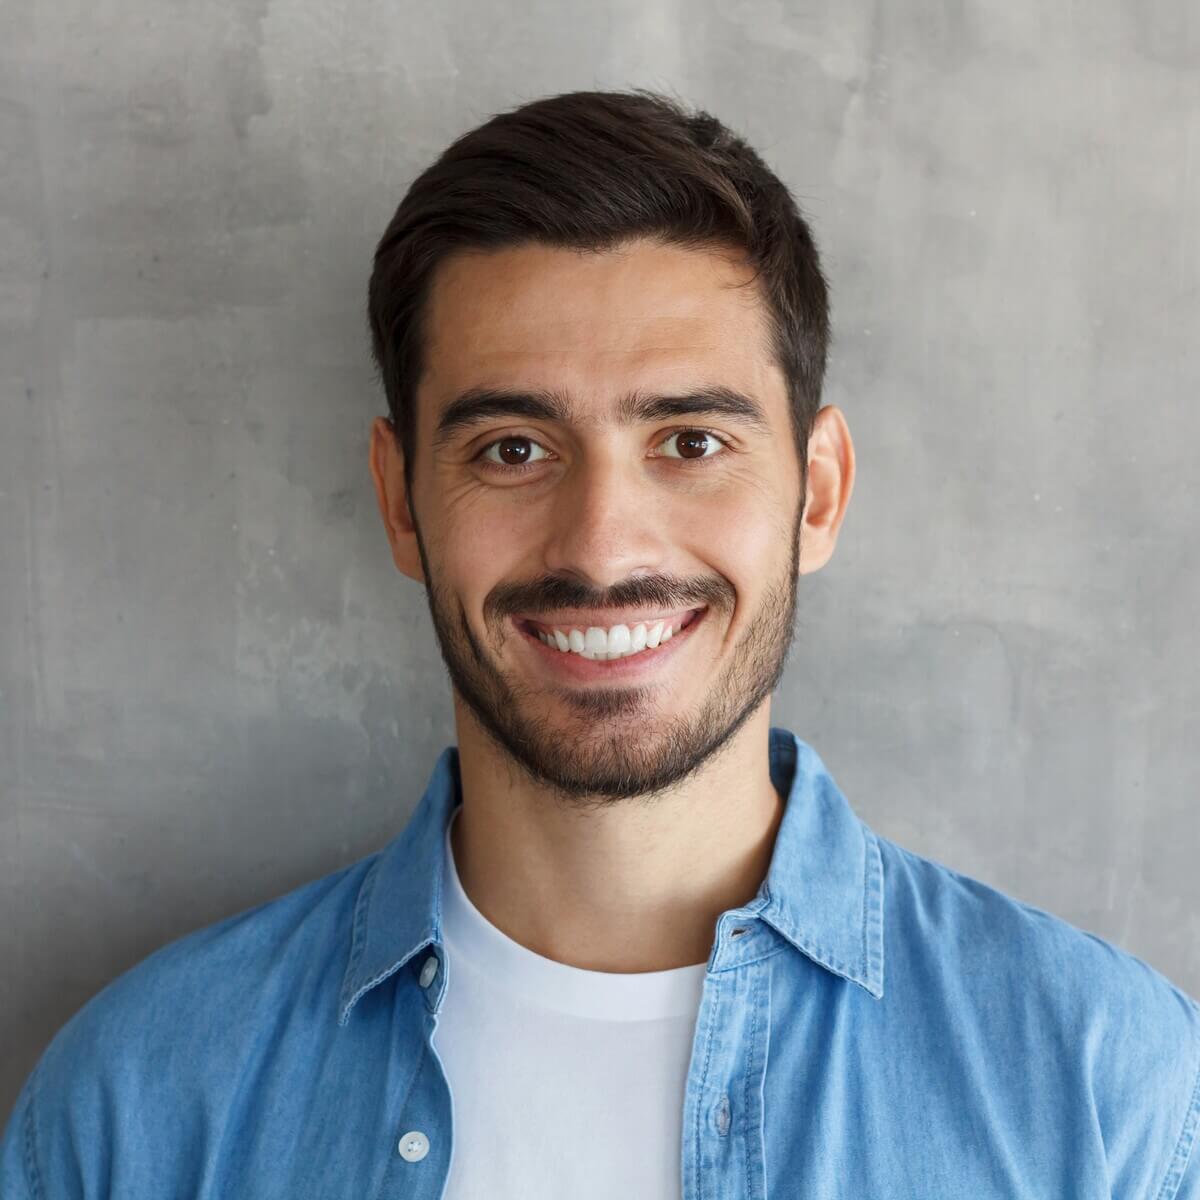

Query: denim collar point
337;727;884;1024
337;744;460;1026
762;729;885;999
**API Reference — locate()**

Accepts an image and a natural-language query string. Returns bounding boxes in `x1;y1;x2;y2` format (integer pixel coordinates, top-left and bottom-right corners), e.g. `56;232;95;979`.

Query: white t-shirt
435;806;708;1199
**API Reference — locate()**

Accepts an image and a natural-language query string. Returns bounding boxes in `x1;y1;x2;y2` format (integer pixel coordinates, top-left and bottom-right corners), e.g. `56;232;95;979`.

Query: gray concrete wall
2;0;1197;1115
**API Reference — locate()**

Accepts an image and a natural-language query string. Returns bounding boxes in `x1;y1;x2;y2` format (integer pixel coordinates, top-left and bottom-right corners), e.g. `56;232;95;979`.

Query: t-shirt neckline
441;806;708;1021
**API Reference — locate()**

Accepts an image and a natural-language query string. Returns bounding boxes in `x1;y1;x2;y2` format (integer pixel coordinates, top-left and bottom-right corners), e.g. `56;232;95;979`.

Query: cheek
435;497;536;594
683;486;796;642
690;480;792;572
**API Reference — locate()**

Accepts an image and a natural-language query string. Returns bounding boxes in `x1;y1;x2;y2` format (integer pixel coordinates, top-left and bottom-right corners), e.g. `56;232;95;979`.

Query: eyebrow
431;384;772;448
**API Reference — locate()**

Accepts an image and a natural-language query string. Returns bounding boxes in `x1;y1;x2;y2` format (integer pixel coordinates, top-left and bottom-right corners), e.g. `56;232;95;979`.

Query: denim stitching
693;972;721;1200
338;854;383;1024
1156;1004;1200;1200
862;830;885;996
24;1057;44;1200
742;965;762;1199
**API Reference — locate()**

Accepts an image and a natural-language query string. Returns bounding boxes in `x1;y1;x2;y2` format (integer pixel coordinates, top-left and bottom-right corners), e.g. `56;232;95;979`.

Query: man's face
381;237;814;801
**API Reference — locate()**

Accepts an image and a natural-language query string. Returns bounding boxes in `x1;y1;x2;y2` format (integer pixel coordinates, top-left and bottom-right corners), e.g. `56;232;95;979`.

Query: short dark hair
366;88;830;493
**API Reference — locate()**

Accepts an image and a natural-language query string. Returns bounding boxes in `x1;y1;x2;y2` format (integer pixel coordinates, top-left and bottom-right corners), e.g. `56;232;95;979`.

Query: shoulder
4;851;378;1186
877;832;1198;1021
65;850;374;1046
876;833;1200;1195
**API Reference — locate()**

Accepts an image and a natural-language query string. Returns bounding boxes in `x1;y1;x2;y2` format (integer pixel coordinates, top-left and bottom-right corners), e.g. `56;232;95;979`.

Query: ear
368;416;426;583
798;404;855;576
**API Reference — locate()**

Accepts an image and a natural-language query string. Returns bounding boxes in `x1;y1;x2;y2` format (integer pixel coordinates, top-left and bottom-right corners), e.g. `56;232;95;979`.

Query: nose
540;448;670;590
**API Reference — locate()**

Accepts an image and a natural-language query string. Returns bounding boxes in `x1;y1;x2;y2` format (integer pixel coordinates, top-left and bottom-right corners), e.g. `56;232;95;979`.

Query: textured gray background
2;0;1198;1116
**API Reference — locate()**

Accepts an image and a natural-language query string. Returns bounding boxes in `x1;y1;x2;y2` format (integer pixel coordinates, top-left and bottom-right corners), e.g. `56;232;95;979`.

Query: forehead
418;236;784;416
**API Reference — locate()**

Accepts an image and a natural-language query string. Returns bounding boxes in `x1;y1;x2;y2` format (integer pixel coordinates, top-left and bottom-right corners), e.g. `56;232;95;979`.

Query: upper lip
517;606;705;631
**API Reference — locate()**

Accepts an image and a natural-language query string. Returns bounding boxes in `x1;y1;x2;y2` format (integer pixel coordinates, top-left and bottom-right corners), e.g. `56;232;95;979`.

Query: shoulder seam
1155;998;1200;1200
23;1055;45;1200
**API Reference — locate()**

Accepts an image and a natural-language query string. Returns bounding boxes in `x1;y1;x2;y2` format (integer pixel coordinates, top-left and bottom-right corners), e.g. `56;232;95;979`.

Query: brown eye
657;429;727;461
497;438;531;464
479;437;549;468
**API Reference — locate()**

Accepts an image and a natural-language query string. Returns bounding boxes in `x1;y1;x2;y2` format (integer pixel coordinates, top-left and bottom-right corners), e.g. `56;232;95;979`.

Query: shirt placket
682;917;772;1200
374;947;455;1200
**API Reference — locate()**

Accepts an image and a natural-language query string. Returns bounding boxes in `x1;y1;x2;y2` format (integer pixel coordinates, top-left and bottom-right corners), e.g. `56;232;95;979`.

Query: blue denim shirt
4;727;1199;1197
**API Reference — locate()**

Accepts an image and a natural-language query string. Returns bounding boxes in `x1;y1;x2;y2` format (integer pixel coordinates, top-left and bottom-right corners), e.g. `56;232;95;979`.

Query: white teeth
531;612;698;661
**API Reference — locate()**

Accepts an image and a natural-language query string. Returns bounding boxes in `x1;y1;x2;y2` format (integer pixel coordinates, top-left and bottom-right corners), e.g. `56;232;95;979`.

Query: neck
449;700;785;973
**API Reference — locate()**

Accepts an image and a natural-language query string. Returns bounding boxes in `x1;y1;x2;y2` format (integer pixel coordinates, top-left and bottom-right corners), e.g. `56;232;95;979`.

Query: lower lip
514;608;707;682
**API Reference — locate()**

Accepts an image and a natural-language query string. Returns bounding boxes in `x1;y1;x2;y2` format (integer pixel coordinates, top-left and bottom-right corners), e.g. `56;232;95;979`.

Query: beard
411;501;802;805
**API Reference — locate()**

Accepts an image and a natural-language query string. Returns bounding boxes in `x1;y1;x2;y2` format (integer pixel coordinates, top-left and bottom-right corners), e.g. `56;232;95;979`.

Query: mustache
486;572;735;620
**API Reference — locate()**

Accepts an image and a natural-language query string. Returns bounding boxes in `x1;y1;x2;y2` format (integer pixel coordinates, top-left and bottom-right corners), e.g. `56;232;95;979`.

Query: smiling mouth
516;607;706;662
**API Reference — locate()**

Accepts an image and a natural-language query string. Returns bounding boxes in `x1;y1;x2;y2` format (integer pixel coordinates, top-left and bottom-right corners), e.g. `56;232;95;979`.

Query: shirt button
398;1130;430;1161
418;955;439;988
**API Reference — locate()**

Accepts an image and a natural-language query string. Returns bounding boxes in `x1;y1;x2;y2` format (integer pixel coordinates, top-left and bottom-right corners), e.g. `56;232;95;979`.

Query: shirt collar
338;726;884;1025
759;727;885;998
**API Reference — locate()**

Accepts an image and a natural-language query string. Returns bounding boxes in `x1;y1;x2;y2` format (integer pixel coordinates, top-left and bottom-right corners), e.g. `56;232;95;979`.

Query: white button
398;1129;430;1161
418;955;439;988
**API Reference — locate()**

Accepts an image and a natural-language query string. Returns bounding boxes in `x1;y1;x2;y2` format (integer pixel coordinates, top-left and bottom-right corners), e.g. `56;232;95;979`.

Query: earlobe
368;416;426;583
797;405;855;576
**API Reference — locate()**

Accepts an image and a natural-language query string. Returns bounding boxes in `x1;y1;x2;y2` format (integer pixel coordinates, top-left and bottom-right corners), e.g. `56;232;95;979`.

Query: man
3;89;1198;1199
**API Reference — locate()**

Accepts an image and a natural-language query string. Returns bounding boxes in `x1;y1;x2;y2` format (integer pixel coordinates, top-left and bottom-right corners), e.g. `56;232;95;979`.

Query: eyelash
473;428;731;475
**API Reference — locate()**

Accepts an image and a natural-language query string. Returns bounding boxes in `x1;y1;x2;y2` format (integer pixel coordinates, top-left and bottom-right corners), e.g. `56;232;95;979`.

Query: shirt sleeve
1164;1043;1200;1200
0;1066;39;1200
